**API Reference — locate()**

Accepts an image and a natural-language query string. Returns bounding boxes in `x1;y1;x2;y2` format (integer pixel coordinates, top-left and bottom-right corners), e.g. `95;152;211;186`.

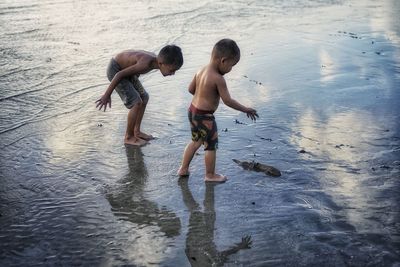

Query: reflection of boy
106;147;181;238
178;39;258;182
96;46;183;146
178;179;252;266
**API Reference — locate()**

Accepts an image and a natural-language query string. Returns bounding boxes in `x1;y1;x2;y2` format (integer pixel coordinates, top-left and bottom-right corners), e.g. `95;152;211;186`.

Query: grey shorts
106;58;149;109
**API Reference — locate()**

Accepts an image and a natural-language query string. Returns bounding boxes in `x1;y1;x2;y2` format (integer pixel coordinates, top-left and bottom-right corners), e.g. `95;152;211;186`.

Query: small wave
0;4;39;15
4;28;41;36
0;76;94;102
144;2;211;21
0;65;41;80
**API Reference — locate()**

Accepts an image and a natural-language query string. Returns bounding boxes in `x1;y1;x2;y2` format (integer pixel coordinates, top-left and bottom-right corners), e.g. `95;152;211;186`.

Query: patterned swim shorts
188;104;218;151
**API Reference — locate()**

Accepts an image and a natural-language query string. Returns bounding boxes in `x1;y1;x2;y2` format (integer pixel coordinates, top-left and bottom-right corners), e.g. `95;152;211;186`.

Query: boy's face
159;62;180;76
218;55;240;75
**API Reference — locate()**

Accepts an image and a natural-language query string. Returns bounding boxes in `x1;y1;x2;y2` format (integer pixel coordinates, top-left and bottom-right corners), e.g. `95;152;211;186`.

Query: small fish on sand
233;159;281;177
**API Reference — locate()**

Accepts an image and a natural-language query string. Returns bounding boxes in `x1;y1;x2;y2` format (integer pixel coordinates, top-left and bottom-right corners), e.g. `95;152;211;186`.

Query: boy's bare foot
124;136;148;146
137;132;154;141
177;167;190;177
204;173;227;183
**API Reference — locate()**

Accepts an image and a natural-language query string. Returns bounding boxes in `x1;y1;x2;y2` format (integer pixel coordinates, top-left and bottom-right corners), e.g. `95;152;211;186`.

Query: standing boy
96;45;183;146
178;39;258;182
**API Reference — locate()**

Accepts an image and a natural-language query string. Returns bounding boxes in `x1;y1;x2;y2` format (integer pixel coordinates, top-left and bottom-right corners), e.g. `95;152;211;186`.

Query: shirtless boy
96;45;183;146
178;39;258;182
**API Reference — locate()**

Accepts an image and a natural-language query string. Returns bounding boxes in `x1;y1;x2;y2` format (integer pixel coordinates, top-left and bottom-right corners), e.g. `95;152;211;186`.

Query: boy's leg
133;95;154;140
204;150;227;182
125;102;147;146
178;140;202;176
131;78;153;140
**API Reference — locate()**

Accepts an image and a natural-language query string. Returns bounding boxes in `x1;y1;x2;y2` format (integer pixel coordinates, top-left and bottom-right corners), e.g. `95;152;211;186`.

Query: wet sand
1;0;399;266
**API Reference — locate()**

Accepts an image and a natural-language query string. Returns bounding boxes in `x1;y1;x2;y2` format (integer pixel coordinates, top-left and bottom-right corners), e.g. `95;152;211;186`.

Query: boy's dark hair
159;45;183;68
213;39;240;59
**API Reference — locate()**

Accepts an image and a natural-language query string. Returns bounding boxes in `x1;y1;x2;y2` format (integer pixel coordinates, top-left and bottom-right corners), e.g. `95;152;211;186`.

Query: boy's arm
216;78;259;121
188;74;196;95
96;62;145;111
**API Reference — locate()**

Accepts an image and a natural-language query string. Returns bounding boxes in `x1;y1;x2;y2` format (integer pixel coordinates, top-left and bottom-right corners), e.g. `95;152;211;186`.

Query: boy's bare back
190;65;224;112
114;50;157;75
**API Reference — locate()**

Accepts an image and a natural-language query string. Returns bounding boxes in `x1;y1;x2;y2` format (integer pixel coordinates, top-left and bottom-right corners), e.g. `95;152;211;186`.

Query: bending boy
96;45;183;146
178;39;258;182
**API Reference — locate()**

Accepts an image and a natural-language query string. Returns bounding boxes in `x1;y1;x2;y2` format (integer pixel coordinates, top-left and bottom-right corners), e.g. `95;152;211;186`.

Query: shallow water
1;0;399;266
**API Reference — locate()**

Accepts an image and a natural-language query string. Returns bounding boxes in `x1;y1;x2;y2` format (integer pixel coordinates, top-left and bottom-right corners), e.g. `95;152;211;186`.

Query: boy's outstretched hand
246;108;259;121
95;95;111;112
236;235;252;249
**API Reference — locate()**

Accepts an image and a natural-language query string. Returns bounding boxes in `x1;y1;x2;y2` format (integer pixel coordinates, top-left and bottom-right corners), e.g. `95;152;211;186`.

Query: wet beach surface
1;0;399;266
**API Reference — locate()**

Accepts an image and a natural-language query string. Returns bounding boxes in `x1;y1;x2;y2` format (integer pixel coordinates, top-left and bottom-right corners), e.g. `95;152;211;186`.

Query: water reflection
290;108;398;231
179;179;252;266
106;146;181;237
319;49;336;83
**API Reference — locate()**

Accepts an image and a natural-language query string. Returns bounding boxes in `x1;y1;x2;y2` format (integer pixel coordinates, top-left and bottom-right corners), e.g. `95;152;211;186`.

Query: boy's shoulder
122;50;156;59
196;65;225;89
199;65;223;79
135;50;157;61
